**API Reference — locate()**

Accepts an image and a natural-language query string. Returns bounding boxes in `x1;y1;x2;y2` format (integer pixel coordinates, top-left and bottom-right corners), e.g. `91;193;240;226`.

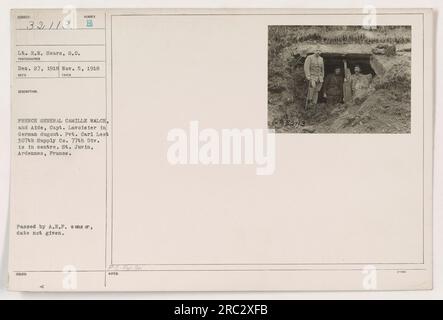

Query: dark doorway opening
322;53;375;76
318;53;376;103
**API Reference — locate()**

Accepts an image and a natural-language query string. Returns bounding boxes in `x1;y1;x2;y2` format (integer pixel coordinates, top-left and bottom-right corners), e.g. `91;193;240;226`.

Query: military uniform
343;68;352;103
304;54;324;105
350;73;373;102
324;73;344;105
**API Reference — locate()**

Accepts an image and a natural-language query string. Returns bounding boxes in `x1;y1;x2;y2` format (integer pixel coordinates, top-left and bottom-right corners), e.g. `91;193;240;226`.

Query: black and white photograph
268;25;412;133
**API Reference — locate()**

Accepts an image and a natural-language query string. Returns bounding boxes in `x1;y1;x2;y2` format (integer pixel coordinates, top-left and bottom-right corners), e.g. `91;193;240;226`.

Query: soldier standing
324;66;344;105
303;46;325;108
350;65;373;102
342;60;352;103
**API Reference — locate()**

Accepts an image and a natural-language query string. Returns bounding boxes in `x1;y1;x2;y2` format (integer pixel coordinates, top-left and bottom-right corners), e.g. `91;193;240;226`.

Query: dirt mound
269;83;411;134
315;89;411;133
372;55;411;93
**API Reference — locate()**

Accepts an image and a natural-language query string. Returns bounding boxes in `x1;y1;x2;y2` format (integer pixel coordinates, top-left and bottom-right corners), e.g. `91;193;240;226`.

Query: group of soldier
303;46;372;109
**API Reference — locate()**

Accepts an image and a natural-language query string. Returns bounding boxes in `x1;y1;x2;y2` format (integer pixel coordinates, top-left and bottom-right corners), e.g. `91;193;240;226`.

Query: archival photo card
8;8;433;292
